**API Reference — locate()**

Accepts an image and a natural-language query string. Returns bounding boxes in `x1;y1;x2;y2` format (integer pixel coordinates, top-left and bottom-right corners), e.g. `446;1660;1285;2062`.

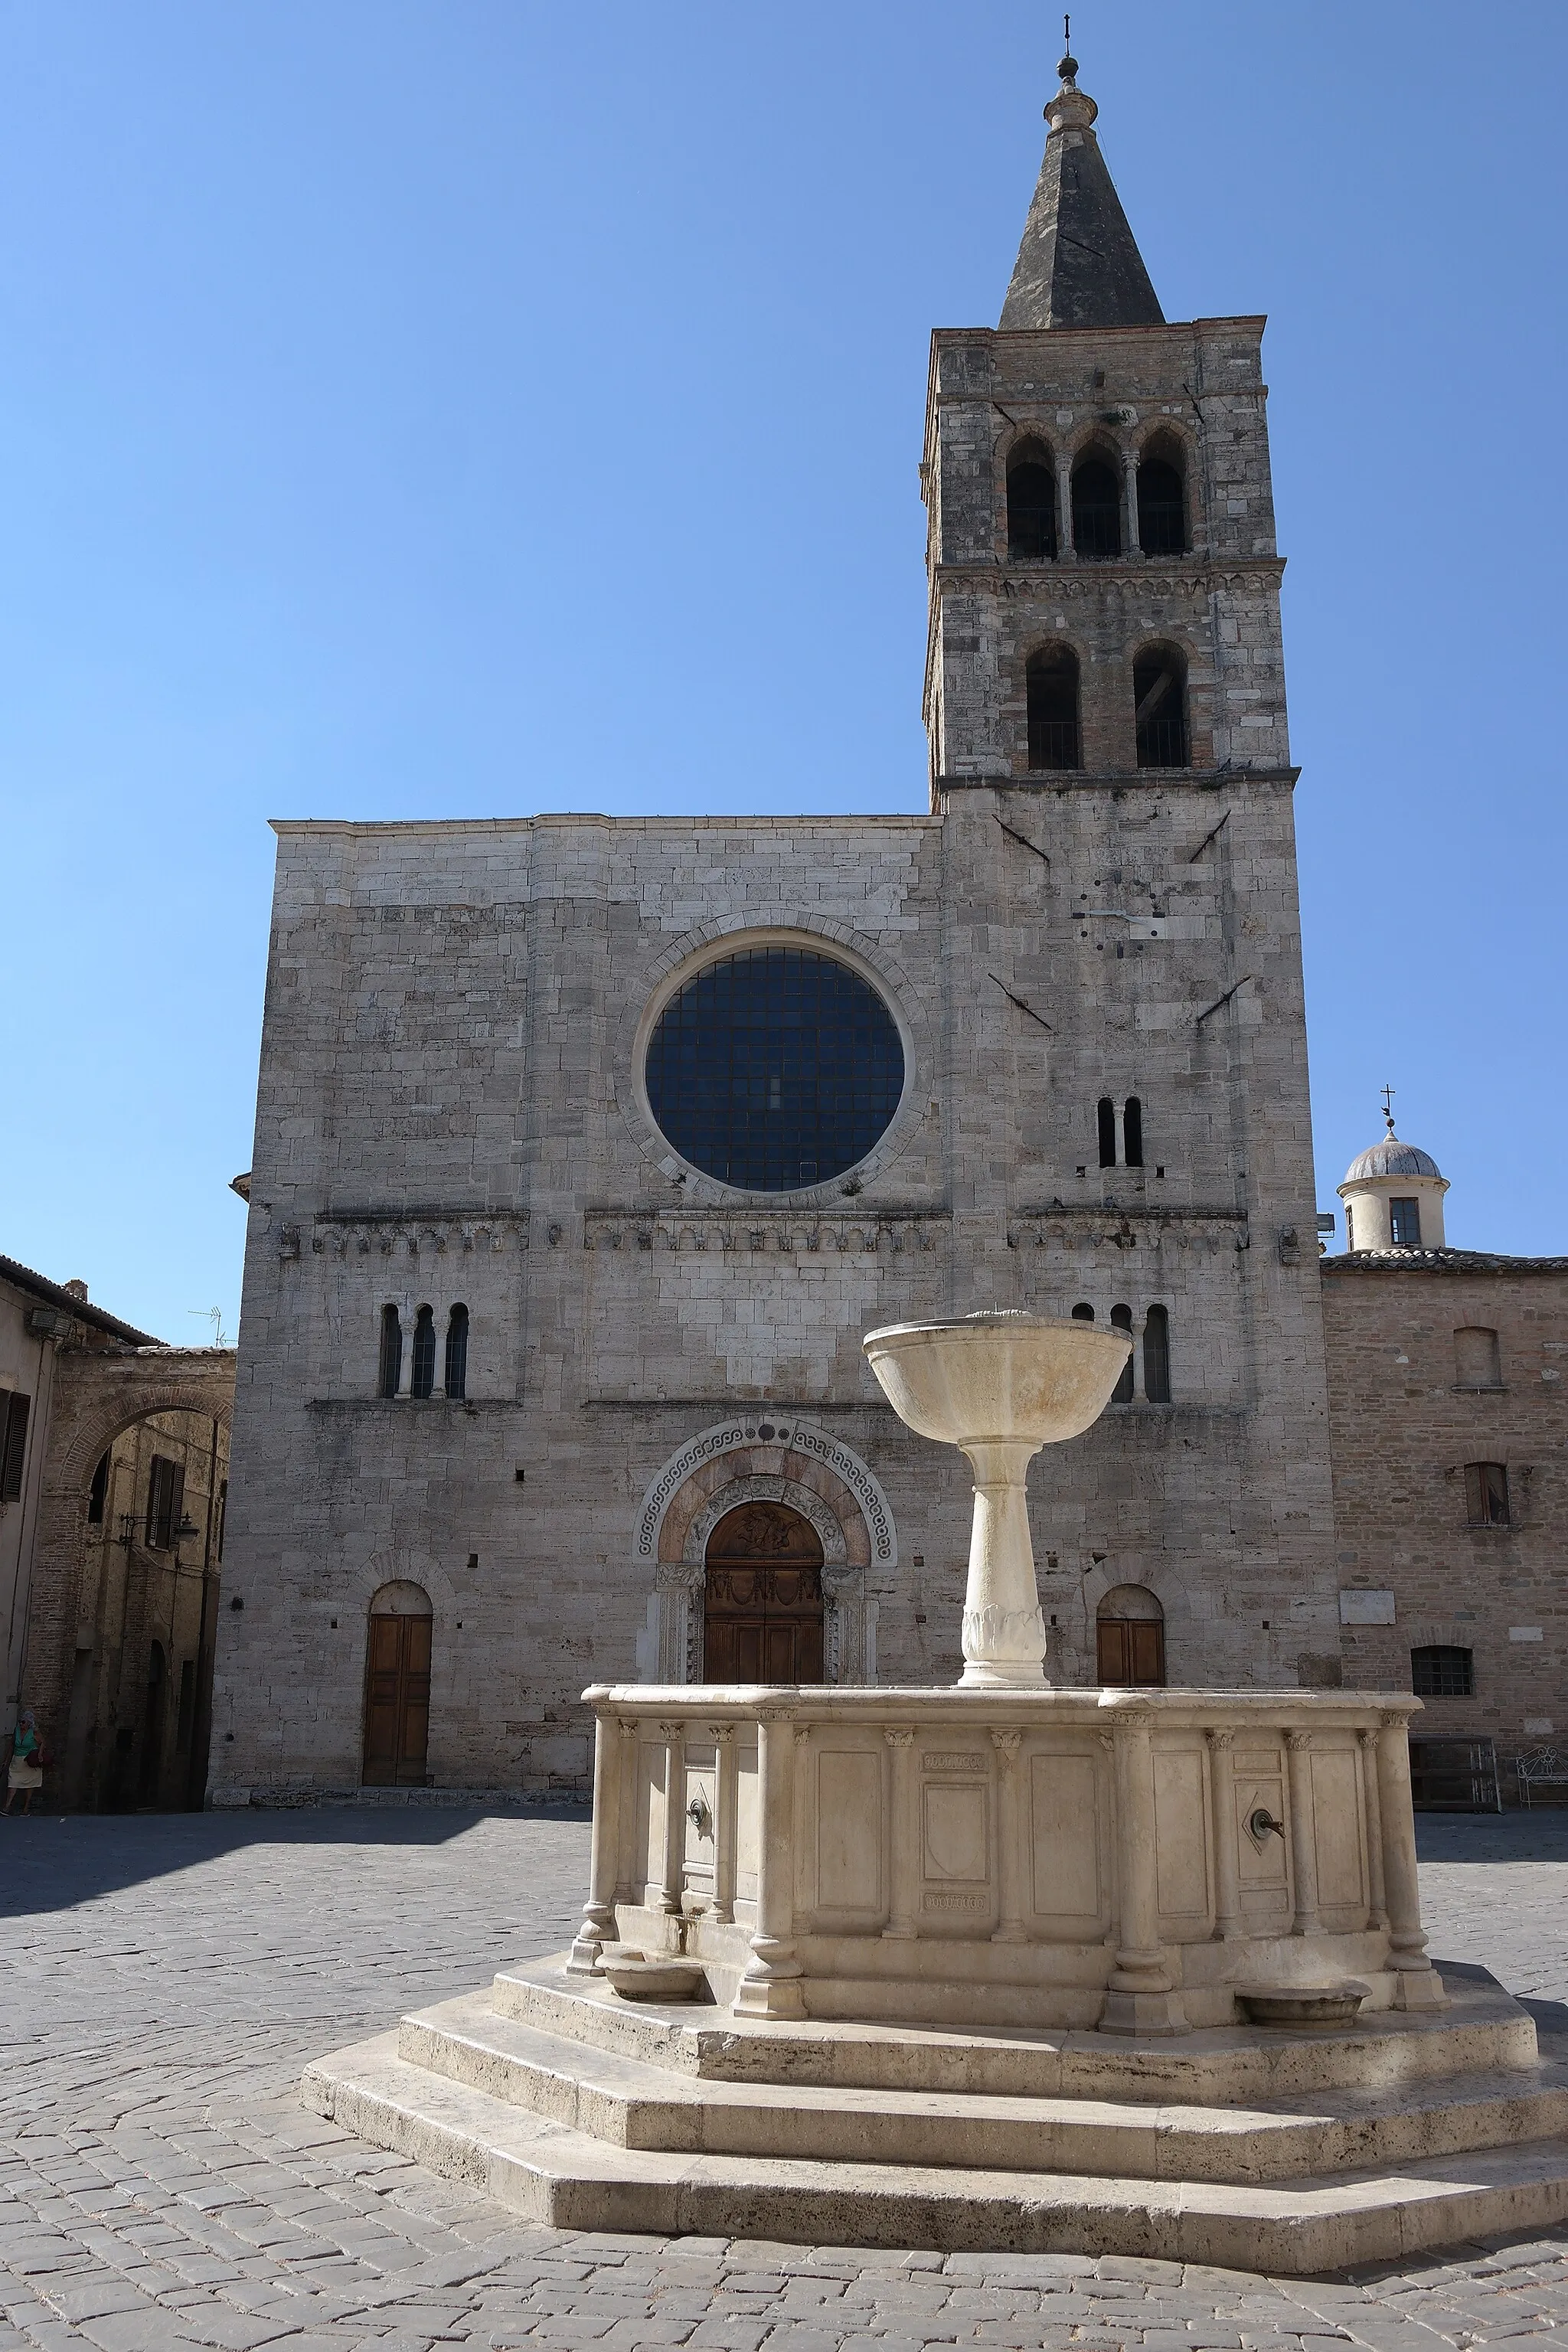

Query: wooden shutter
0;1393;29;1502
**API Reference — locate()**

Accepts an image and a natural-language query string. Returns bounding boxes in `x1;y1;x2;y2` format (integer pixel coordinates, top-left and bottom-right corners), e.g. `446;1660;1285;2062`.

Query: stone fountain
303;1314;1568;2269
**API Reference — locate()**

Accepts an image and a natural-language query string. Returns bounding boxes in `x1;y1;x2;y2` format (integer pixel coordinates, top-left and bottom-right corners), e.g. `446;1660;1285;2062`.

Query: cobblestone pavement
3;1805;1568;2351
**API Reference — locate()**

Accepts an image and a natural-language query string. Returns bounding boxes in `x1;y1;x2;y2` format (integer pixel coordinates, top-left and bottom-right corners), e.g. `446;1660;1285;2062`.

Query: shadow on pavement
1416;1810;1568;1861
0;1802;589;1919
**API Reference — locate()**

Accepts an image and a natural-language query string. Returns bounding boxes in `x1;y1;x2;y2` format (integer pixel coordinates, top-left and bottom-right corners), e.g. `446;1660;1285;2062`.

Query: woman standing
5;1709;44;1815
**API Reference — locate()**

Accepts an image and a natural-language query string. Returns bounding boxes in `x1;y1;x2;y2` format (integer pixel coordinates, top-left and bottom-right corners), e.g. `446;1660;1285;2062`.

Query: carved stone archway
635;1417;895;1686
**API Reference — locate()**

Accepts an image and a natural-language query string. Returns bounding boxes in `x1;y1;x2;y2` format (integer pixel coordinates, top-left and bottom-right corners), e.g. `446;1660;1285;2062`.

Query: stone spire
1000;39;1164;332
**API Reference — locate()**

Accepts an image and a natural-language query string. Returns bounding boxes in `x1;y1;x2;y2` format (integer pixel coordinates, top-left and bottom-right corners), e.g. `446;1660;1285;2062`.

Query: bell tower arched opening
703;1503;825;1683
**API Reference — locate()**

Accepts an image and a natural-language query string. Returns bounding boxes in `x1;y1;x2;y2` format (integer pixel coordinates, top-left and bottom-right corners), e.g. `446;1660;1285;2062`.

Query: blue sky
1;0;1563;1340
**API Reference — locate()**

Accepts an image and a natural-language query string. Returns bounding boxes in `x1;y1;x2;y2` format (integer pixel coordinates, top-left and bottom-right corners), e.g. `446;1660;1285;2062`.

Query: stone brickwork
214;99;1339;1802
1321;1253;1568;1771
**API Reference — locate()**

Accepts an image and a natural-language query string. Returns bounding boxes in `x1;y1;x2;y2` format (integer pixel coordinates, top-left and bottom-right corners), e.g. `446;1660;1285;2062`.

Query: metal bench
1516;1749;1568;1808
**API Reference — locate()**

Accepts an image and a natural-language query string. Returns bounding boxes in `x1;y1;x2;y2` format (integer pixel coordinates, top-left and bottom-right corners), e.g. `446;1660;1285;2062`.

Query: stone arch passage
703;1501;825;1683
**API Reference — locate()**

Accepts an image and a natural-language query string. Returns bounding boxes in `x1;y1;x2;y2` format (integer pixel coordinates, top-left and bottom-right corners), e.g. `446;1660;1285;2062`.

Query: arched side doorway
362;1580;433;1786
1096;1583;1166;1687
703;1504;825;1683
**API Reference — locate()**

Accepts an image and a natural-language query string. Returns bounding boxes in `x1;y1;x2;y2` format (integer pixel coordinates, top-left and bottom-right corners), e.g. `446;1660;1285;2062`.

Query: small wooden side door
1096;1617;1166;1687
362;1613;433;1785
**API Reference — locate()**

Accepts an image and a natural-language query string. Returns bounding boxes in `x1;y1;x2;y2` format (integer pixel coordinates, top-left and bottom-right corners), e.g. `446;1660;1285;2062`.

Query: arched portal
703;1503;825;1683
362;1581;433;1786
1096;1583;1166;1687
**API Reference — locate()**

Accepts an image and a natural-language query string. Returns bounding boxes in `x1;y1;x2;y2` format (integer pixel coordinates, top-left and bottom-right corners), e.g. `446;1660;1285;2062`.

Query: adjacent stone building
1321;1128;1566;1790
214;51;1342;1803
2;1251;235;1809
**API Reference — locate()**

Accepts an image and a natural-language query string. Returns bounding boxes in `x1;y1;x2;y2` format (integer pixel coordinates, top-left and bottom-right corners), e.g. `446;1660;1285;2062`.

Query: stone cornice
937;767;1299;794
931;557;1285;592
1011;1207;1248;1253
583;1210;948;1256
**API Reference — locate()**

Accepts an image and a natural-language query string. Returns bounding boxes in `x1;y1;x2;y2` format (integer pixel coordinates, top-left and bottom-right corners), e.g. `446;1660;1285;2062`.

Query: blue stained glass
645;948;905;1192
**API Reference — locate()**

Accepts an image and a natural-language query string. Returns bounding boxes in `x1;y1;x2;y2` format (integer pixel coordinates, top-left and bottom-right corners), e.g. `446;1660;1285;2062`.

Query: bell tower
920;42;1339;1687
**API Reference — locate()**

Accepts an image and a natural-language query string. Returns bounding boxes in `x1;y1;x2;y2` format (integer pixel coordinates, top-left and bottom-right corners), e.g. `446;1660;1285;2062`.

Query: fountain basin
862;1312;1132;1449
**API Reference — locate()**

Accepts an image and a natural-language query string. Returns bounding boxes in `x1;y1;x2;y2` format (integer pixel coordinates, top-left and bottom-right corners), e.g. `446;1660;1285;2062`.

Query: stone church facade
212;54;1342;1802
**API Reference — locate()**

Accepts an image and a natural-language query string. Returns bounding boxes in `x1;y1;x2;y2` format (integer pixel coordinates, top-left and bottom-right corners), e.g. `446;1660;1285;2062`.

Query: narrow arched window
1137;450;1186;555
87;1450;110;1524
1134;646;1189;769
1007;444;1057;560
1026;645;1080;770
444;1304;469;1400
1072;456;1122;559
1111;1304;1135;1403
377;1305;402;1399
410;1306;436;1400
1411;1645;1473;1697
1123;1097;1144;1167
1071;1302;1095;1321
1096;1097;1116;1168
1143;1303;1171;1403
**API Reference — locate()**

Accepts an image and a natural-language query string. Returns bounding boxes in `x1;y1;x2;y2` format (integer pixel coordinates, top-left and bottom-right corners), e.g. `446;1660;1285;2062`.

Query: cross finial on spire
1380;1084;1396;1136
1059;12;1077;83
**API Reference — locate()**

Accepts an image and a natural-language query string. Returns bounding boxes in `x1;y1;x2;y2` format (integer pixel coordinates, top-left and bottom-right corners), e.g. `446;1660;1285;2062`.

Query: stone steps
398;1988;1568;2186
492;1958;1537;2102
302;2025;1568;2275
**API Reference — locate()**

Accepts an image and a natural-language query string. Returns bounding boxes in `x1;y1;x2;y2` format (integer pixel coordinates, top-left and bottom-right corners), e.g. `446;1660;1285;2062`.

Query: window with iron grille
0;1392;28;1503
645;947;904;1192
1007;449;1057;560
1025;645;1080;770
1134;649;1189;769
1464;1462;1510;1527
1072;457;1122;559
145;1455;185;1550
1411;1645;1473;1698
1390;1196;1422;1246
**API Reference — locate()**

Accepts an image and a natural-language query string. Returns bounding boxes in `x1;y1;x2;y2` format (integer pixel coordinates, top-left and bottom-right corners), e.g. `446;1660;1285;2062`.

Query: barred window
645;948;903;1193
1411;1645;1473;1698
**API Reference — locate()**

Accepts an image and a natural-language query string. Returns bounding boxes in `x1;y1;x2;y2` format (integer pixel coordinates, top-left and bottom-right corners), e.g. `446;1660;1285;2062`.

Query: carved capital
658;1720;686;1746
793;1723;813;1747
1285;1729;1313;1753
709;1723;736;1747
883;1726;915;1749
990;1727;1023;1773
655;1560;704;1595
1204;1726;1236;1753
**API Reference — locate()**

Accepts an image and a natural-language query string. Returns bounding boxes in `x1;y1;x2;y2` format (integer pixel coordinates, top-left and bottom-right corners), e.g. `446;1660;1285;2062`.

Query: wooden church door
703;1502;826;1684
